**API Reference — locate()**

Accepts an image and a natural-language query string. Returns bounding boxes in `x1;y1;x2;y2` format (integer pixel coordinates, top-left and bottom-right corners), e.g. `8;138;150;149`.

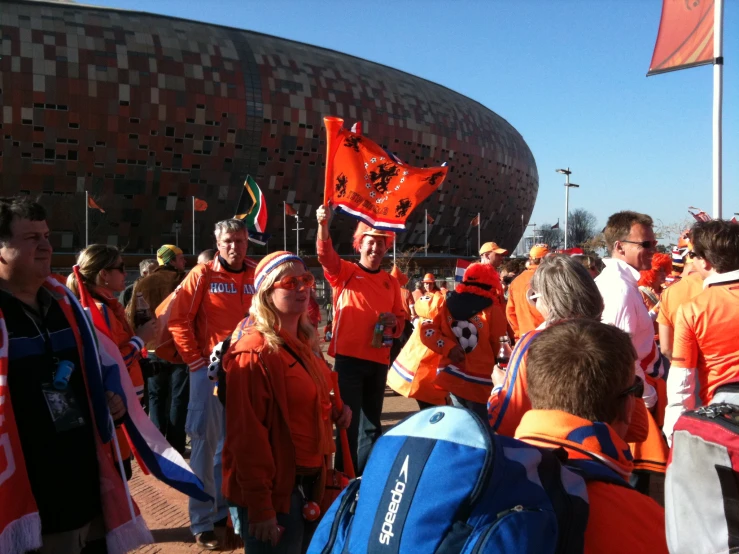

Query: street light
556;168;580;250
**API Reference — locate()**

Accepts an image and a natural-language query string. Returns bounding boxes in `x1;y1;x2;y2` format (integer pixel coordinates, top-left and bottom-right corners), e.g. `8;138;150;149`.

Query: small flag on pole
455;259;471;283
235;175;268;233
88;196;105;213
470;214;480;227
427;212;435;224
194;198;208;212
688;207;712;222
350;121;362;135
551;221;560;230
285;203;298;217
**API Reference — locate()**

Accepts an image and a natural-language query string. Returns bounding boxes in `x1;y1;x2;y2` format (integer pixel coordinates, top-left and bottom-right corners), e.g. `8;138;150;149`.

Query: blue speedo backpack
309;406;593;554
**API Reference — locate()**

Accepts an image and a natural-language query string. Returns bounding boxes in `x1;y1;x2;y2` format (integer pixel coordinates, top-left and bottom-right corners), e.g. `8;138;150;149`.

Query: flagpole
192;196;196;255
296;214;300;256
477;212;481;253
713;0;724;218
283;202;287;251
425;209;428;257
393;234;396;265
85;191;89;247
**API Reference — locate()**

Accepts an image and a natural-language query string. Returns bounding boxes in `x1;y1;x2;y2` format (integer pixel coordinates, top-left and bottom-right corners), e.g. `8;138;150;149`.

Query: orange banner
194;198;208;212
648;0;714;75
87;196;105;213
323;116;447;231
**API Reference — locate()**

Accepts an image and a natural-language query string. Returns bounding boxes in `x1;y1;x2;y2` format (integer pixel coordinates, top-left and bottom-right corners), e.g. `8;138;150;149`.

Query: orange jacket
420;293;507;404
168;256;256;371
317;238;405;365
516;411;668;554
388;294;448;405
505;267;544;339
488;328;650;443
221;322;336;523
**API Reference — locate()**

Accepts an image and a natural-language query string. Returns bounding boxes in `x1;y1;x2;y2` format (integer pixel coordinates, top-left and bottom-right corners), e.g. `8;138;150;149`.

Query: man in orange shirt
168;218;256;549
657;251;703;361
316;206;405;475
515;319;667;554
665;220;739;441
505;244;547;339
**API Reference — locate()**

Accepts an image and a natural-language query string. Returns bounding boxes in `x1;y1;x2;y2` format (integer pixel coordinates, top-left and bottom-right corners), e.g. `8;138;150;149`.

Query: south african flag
235;175;268;234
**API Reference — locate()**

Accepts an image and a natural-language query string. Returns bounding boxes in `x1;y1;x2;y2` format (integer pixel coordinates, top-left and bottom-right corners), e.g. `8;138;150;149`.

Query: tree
536;224;563;250
567;209;598;248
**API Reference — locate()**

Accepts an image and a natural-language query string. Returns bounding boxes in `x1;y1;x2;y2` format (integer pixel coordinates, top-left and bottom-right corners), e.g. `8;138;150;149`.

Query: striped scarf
0;277;152;554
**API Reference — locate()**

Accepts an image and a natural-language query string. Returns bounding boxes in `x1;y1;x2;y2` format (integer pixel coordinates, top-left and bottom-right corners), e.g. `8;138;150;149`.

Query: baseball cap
529;244;550;259
480;241;509;256
157;244;183;266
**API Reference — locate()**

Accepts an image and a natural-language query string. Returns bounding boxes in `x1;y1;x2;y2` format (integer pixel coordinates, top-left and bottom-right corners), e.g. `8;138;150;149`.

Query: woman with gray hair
487;255;649;443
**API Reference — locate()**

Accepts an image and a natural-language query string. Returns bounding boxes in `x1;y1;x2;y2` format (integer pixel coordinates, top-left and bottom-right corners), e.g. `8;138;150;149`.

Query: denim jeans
334;355;388;476
148;361;189;454
238;487;317;554
186;367;227;535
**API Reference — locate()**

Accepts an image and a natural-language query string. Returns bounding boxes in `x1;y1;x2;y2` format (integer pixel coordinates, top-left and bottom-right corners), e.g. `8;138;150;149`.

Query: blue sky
93;0;738;240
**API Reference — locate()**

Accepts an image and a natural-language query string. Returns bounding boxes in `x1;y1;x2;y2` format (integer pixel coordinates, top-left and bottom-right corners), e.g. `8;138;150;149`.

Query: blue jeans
238;487;317;554
148;361;189;454
186;367;227;535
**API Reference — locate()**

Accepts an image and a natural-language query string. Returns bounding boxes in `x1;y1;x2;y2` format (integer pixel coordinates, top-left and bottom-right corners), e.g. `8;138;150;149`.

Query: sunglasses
107;263;126;273
618;376;644;398
272;273;315;291
620;240;657;249
526;288;541;305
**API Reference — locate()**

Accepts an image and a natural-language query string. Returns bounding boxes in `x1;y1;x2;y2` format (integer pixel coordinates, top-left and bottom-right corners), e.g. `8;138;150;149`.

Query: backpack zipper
321;478;361;554
470;506;542;554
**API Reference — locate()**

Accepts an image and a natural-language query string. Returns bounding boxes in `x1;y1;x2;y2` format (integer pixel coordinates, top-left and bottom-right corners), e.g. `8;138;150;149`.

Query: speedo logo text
379;455;410;546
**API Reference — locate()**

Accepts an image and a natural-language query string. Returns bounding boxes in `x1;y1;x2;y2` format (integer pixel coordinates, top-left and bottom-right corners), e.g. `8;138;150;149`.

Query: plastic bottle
382;323;394;347
134;292;152;327
372;316;385;349
496;336;512;368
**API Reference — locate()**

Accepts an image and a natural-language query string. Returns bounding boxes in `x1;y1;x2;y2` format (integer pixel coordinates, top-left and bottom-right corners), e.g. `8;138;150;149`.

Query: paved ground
131;389;418;553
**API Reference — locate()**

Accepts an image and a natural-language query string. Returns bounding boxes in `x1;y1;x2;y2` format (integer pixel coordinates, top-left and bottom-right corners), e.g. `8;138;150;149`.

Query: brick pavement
131;389;418;553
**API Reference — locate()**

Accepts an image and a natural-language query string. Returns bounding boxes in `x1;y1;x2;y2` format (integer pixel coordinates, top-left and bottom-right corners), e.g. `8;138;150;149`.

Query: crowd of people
1;193;738;553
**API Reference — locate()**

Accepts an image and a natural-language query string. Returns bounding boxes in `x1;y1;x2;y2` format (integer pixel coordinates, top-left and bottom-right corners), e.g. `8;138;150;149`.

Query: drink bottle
496;336;512;368
134;292;152;327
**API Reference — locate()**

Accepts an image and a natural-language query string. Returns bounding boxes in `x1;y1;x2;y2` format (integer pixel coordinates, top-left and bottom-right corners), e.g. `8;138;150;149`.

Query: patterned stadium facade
0;0;539;255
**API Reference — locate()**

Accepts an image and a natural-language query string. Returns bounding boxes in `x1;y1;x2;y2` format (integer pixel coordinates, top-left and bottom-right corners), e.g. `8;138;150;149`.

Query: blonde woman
67;244;157;478
222;251;351;554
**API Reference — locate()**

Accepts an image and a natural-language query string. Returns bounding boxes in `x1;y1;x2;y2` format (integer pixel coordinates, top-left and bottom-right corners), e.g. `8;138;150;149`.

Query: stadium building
0;0;538;256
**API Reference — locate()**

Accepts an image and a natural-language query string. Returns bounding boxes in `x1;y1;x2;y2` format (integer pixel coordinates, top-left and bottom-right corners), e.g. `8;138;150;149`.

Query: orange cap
529;244;550;259
480;241;509;256
422;273;436;283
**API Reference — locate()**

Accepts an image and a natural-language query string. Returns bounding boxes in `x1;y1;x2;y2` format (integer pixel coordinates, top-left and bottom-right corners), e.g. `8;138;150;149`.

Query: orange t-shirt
673;278;739;404
505;267;544;339
656;271;703;329
284;360;325;468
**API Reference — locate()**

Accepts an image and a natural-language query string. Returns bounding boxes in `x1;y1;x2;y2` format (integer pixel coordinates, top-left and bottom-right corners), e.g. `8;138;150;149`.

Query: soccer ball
451;320;479;353
424;329;435;337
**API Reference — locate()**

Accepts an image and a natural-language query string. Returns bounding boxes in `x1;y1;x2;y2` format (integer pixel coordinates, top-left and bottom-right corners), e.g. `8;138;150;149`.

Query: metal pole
564;170;570;250
85;191;89;247
296;215;300;255
192;196;196;255
393;235;396;264
175;224;179;247
283;202;287;251
477;212;481;253
713;0;724;218
425;209;428;257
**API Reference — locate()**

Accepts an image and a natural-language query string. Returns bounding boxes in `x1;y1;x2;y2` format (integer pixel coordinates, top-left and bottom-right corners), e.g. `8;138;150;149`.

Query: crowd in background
2;193;739;554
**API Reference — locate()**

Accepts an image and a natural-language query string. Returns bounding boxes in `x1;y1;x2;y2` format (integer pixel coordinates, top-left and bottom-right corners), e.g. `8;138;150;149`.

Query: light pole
556;168;580;250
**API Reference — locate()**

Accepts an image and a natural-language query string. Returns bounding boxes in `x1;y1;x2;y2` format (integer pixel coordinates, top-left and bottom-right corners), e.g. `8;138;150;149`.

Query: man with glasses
168;218;256;550
515;319;667;553
664;220;739;441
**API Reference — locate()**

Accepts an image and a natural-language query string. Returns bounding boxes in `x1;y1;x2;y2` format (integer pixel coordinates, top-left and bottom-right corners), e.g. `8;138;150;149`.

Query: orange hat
390;265;409;287
422;273;436;283
480;241;509;256
352;221;395;252
455;263;501;300
529;244;550;259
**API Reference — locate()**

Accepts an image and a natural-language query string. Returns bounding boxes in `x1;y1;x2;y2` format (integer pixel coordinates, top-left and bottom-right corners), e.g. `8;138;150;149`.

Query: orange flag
323;116;448;231
285;203;298;216
427;212;435;224
470;214;480;227
648;0;714;75
194;198;208;212
88;196;105;213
